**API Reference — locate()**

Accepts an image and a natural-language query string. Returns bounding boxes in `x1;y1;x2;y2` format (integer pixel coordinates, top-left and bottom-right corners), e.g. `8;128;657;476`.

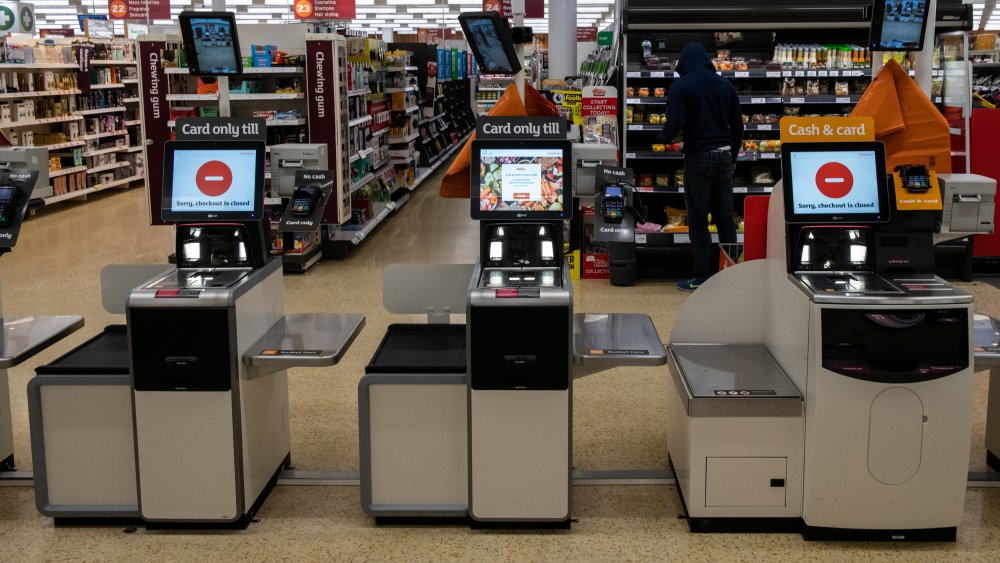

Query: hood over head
676;42;715;76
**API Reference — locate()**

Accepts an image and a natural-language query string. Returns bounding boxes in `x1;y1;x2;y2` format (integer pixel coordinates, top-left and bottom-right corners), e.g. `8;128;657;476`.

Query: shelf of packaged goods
973;63;1000;70
626;68;874;79
124;119;141;126
371;127;389;137
0;89;81;100
48;165;88;178
385;86;417;93
349;173;375;194
43;187;96;204
626;97;668;105
737;152;781;162
393;106;420;115
166;93;218;102
74;107;126;116
90;83;126;90
418;114;446;126
80;130;127;141
970;50;1000;56
743;123;780;131
625;151;683;160
265;118;306;126
387;132;419;144
626;124;663;131
123;97;140;103
264;197;282;206
87;161;129;174
165;66;303;74
0;63;79;70
371;158;391;172
385;66;419;73
390;157;415;165
0;115;81;128
95;174;144;190
349;148;374;163
280;244;323;274
348;88;372;97
332;200;397;242
91;59;138;66
35;140;86;151
348;115;373;127
778;94;862;104
124;145;144;153
634;185;774;195
230;93;305;101
477;87;508;91
634;232;745;247
122;78;139;84
95;174;144;189
83;146;125;157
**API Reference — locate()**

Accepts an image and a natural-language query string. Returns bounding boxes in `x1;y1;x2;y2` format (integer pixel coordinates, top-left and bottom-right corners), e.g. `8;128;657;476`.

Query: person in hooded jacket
659;42;744;291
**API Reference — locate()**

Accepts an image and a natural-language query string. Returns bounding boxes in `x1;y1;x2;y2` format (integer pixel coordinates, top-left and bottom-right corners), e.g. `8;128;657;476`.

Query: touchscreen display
0;187;13;200
873;0;928;50
479;148;565;213
466;17;516;74
189;17;240;74
170;149;257;214
788;150;881;216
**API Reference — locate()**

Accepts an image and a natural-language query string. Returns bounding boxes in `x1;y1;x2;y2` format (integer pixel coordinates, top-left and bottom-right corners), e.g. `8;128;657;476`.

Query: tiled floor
2;166;1000;561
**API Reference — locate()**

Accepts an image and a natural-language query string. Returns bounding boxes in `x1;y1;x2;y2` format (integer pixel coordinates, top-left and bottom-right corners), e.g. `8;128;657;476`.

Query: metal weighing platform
668;344;801;417
0;316;85;369
245;313;366;374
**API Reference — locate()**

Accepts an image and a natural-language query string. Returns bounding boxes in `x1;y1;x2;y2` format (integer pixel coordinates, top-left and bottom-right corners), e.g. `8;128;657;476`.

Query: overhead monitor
179;11;243;76
471;139;572;221
781;142;890;224
869;0;929;51
161;140;265;222
459;11;522;75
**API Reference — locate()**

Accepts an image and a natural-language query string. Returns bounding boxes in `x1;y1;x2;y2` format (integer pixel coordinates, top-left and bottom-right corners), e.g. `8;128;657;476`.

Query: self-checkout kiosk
358;130;668;527
667;138;990;541
0;165;83;473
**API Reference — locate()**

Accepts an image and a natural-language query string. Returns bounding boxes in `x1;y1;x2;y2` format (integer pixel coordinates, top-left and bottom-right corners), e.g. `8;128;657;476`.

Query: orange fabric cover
439;83;560;198
851;59;951;173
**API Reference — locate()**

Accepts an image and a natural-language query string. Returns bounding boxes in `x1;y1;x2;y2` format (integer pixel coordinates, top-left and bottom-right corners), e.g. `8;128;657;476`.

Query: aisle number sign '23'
293;0;356;20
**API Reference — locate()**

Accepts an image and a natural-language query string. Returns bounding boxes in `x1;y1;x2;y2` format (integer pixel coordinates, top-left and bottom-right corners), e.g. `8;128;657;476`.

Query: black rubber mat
366;324;467;374
36;325;130;375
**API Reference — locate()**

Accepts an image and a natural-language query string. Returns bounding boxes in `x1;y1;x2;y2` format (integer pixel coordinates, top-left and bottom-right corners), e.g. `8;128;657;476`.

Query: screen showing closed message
479;148;564;213
789;150;880;215
171;149;257;213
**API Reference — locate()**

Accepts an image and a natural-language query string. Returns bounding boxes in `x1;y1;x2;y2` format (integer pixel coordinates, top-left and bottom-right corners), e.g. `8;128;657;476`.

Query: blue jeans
683;150;738;279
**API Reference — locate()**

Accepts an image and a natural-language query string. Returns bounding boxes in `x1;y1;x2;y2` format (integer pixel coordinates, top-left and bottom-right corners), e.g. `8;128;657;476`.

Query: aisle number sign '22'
292;0;356;20
106;0;169;20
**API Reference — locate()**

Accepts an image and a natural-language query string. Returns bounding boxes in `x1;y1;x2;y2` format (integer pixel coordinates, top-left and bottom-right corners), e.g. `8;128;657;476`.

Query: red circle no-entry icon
815;162;854;199
195;161;233;197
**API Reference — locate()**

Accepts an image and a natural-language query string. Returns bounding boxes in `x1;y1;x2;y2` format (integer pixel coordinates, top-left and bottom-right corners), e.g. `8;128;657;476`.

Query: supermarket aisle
1;167;1000;560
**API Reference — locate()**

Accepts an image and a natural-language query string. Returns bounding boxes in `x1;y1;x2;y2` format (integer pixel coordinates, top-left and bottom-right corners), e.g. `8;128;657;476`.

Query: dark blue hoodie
658;43;744;163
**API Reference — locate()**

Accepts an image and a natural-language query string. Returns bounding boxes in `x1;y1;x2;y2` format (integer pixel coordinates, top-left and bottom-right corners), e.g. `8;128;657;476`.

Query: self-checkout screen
478;148;565;214
789;150;881;216
170;149;257;214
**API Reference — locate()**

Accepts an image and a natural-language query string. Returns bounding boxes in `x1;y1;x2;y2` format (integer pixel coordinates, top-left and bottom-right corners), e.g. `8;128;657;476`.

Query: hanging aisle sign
293;0;356;20
483;0;543;19
107;0;170;21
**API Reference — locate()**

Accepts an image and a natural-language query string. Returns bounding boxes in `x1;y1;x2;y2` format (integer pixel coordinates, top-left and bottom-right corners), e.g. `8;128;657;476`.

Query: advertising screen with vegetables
478;148;565;214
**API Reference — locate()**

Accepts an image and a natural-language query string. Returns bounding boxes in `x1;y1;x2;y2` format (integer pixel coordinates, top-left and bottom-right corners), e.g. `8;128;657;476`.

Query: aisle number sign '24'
779;116;874;143
293;0;356;20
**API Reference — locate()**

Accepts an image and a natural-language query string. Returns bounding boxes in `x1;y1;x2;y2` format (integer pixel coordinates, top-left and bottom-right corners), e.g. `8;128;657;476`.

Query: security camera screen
189;18;240;74
170;149;257;214
467;17;516;74
479;148;564;213
874;0;928;50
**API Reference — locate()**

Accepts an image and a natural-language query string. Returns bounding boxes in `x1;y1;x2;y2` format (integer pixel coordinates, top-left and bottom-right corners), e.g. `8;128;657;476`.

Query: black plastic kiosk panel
179;11;243;76
161;140;265;222
869;0;929;51
782;142;890;224
471;139;572;221
459;11;522;75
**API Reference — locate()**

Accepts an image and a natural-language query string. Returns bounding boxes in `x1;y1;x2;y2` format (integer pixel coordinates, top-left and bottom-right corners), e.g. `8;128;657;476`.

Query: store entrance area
2;163;1000;557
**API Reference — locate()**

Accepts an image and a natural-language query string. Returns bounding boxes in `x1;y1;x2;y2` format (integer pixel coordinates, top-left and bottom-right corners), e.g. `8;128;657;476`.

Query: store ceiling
29;0;617;35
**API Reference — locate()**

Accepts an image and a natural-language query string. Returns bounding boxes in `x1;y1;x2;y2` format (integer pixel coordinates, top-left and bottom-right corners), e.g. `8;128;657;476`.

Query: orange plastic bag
439;83;560;198
851;59;951;174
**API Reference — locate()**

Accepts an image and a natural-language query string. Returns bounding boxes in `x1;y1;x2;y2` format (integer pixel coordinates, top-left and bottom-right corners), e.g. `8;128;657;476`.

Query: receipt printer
938;173;996;236
271;144;328;196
